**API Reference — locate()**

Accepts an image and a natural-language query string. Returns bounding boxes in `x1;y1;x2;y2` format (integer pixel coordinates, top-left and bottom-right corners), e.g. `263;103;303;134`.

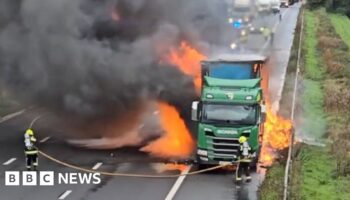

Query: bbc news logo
5;171;101;186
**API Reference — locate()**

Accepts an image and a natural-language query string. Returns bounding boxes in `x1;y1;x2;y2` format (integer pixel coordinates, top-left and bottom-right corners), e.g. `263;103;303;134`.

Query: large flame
141;42;202;158
141;102;194;158
166;41;206;93
260;104;292;166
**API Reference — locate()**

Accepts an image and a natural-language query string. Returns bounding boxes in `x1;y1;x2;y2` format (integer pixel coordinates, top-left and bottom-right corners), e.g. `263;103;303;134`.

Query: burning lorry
191;54;268;167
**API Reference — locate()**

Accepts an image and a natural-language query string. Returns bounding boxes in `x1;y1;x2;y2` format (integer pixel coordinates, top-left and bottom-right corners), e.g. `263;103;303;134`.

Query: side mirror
191;101;199;121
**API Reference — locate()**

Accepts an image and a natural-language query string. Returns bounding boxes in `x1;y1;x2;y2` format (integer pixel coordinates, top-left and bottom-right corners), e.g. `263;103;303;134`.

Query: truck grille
205;131;240;158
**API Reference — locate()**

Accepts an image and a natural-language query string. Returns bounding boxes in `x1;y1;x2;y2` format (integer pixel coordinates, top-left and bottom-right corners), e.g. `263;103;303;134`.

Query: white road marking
40;137;51;143
58;190;72;200
29;114;46;128
164;165;192;200
3;158;17;165
92;162;103;170
0;109;26;123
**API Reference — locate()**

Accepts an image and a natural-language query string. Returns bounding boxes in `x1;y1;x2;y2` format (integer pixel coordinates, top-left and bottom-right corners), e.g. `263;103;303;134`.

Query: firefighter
262;27;271;41
24;129;38;170
235;136;252;182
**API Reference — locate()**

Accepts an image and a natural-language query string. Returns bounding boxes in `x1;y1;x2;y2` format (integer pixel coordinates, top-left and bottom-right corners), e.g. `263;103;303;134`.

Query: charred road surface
0;4;300;200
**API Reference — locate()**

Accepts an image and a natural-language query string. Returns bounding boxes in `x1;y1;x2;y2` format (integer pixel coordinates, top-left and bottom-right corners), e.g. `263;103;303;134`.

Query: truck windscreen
208;63;254;79
202;104;257;125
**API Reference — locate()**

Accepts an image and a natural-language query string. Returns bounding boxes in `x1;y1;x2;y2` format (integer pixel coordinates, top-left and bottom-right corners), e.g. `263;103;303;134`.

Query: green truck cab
191;54;267;166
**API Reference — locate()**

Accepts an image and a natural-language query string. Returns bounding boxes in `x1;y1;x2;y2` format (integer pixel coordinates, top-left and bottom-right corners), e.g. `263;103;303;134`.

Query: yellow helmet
239;136;247;143
26;129;34;136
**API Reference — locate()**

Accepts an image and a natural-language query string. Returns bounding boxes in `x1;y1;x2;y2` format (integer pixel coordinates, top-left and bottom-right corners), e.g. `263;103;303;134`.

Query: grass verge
258;163;284;200
291;8;350;200
329;14;350;48
292;145;350;200
261;8;350;200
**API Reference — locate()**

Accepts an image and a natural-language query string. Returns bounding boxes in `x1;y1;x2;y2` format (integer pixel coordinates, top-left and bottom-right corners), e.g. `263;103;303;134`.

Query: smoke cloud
0;0;231;136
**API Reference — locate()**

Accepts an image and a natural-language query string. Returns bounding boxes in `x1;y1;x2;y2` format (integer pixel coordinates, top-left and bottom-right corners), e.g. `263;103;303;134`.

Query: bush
332;129;350;177
308;0;326;9
324;79;350;112
325;0;350;16
317;36;342;49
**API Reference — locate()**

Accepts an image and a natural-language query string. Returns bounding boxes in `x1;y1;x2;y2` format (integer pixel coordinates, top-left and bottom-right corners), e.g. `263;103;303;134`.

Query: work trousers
236;162;250;180
26;154;38;169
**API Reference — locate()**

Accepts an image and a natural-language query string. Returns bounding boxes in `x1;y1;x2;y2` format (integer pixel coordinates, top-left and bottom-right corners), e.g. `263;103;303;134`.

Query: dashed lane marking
58;190;72;200
3;158;17;165
40;137;51;143
164;165;192;200
0;109;26;123
92;162;103;170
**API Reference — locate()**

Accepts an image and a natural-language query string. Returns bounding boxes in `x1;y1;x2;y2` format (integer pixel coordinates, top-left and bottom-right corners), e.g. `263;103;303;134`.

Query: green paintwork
197;123;259;164
202;79;262;104
195;60;265;165
204;76;260;88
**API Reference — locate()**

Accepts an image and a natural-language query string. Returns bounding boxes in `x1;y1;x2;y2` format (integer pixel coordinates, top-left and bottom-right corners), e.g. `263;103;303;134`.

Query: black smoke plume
0;0;231;137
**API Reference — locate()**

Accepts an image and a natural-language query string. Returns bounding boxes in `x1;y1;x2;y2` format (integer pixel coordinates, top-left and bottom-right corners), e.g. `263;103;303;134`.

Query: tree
325;0;350;16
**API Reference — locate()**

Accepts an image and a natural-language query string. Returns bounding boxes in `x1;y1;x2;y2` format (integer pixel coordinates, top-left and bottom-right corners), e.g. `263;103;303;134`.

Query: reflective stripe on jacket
25;150;38;155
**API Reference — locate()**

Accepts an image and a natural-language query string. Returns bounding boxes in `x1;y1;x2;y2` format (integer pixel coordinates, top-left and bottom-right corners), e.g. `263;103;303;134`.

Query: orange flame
141;42;203;158
260;104;292;166
141;102;194;158
166;41;206;93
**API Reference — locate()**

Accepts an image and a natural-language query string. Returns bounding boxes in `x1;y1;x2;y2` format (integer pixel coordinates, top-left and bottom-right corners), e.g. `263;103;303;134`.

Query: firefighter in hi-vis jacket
24;129;38;170
235;136;252;182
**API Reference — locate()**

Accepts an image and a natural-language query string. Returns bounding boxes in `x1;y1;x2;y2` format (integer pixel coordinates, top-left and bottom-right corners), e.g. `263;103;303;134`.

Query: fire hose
38;150;237;178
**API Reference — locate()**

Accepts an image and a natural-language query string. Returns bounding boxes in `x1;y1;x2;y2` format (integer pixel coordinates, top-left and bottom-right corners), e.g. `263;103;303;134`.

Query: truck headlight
204;128;212;132
206;94;214;99
245;95;253;100
230;43;237;49
197;149;208;156
228;18;233;24
243;129;251;133
244;16;250;22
